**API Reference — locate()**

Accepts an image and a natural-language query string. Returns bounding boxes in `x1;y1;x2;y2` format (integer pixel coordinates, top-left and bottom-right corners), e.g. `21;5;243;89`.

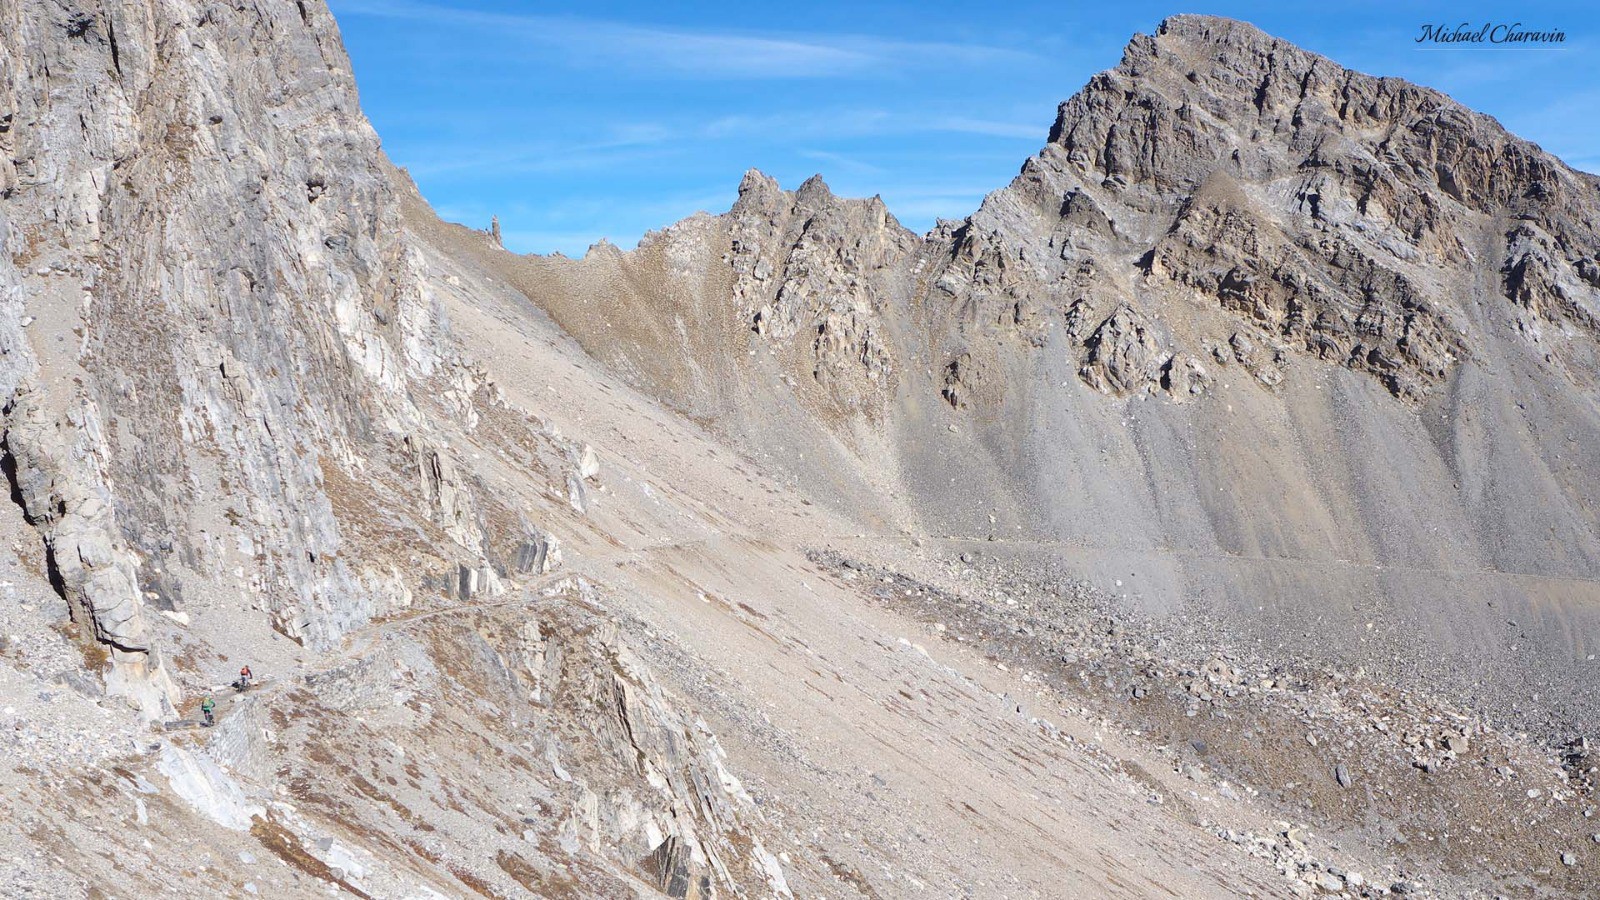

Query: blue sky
329;1;1599;256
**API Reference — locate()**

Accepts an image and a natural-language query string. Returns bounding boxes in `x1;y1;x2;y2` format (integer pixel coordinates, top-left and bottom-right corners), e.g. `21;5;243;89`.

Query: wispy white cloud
701;108;1047;143
927;116;1044;139
334;0;1036;79
402;136;668;178
397;107;1049;181
798;149;883;175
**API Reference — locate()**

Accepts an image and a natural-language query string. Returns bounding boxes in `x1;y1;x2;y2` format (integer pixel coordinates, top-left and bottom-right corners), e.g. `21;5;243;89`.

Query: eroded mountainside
493;15;1600;738
3;4;1600;899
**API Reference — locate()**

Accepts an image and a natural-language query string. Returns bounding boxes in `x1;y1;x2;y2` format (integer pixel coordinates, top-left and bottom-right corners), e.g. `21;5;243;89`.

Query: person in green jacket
200;696;216;727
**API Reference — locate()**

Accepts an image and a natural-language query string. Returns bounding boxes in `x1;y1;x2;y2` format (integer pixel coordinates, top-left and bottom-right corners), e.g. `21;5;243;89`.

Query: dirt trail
183;571;573;735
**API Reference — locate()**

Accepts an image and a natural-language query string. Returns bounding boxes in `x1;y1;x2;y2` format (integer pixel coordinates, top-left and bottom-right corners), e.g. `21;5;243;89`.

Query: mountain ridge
477;12;1600;739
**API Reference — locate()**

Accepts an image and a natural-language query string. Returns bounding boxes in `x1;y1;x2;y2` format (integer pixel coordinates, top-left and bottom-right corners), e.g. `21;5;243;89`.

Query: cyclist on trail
200;696;216;727
238;665;253;689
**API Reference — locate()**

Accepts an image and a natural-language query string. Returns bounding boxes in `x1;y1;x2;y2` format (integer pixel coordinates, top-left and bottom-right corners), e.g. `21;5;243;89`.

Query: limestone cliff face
0;2;559;710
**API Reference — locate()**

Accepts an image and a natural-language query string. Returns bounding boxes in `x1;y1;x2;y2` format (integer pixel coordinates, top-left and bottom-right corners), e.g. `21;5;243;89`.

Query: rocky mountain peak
1146;13;1311;67
969;14;1595;403
732;168;895;222
794;172;835;203
734;167;785;208
1054;13;1590;211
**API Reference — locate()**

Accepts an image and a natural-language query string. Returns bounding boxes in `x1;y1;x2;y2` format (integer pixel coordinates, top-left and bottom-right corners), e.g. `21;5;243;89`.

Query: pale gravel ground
409;229;1407;897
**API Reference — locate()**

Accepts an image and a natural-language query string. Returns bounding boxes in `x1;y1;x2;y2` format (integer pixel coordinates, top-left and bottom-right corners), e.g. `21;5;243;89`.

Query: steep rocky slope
4;3;1600;899
0;0;781;895
0;0;512;714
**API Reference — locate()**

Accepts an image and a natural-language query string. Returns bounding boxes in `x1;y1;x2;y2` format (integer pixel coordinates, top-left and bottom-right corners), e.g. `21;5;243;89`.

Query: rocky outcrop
1030;14;1596;398
2;390;179;716
1079;305;1171;395
0;1;591;708
156;743;264;832
728;171;915;419
234;580;793;898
